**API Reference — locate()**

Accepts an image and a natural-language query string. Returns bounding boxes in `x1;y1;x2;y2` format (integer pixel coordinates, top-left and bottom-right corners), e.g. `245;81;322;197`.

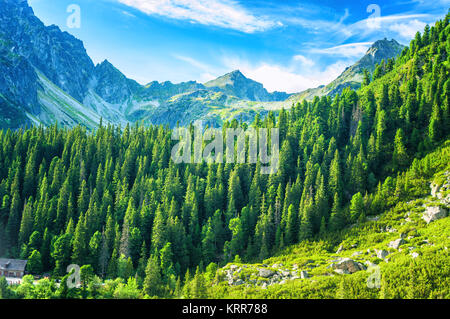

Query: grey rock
376;249;389;259
258;268;275;278
422;206;448;224
331;258;365;274
388;238;406;250
430;182;441;198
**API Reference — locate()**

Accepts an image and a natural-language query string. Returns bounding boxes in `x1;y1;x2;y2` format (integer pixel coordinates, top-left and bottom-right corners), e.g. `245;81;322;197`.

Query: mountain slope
209;143;450;298
0;0;95;102
289;39;405;103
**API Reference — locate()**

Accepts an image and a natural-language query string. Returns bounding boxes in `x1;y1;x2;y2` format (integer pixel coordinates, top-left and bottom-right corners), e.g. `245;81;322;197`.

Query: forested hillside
0;13;449;299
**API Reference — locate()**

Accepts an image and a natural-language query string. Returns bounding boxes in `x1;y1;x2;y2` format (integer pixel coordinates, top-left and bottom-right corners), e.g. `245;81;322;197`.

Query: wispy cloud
118;0;277;33
311;42;373;58
172;54;219;82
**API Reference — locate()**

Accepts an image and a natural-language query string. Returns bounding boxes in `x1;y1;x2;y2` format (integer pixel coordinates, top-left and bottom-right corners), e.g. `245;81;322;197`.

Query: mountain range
0;0;404;130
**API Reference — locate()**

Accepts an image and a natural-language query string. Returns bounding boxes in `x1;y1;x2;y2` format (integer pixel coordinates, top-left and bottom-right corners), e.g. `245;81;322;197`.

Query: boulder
388;238;406;250
332;258;365;274
376;249;389;259
258;268;275;278
422;206;448;224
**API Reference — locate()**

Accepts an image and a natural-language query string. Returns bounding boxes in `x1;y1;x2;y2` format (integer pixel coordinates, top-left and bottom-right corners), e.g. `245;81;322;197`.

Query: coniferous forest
0;11;449;300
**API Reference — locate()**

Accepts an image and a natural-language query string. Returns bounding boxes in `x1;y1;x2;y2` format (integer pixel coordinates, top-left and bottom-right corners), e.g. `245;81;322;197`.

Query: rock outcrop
422;206;448;224
331;258;366;274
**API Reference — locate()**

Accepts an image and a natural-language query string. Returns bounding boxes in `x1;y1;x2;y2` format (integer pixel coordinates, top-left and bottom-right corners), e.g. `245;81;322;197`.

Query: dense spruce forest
0;13;449;299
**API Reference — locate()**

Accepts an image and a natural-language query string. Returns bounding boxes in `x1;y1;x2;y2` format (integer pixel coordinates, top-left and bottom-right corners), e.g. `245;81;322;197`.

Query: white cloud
311;42;372;58
293;55;315;67
118;0;276;33
222;57;349;93
339;14;431;41
388;19;427;38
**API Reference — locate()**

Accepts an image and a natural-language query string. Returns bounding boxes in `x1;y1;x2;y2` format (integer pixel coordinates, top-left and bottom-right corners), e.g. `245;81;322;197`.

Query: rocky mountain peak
364;38;404;64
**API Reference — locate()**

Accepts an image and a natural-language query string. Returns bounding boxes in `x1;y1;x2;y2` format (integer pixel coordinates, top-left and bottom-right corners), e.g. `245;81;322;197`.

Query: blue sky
28;0;449;93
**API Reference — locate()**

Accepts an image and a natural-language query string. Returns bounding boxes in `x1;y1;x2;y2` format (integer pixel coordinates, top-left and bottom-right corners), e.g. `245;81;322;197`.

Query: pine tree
285;204;298;245
18;199;34;246
329;150;343;204
191;266;207;299
143;255;163;297
349;193;364;223
72;213;88;265
329;193;346;232
393;129;409;170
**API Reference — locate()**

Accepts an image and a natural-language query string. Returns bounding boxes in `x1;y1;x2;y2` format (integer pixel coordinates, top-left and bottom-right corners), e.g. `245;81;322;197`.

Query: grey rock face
422;206;448;224
91;60;141;104
0;0;95;102
0;33;39;125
